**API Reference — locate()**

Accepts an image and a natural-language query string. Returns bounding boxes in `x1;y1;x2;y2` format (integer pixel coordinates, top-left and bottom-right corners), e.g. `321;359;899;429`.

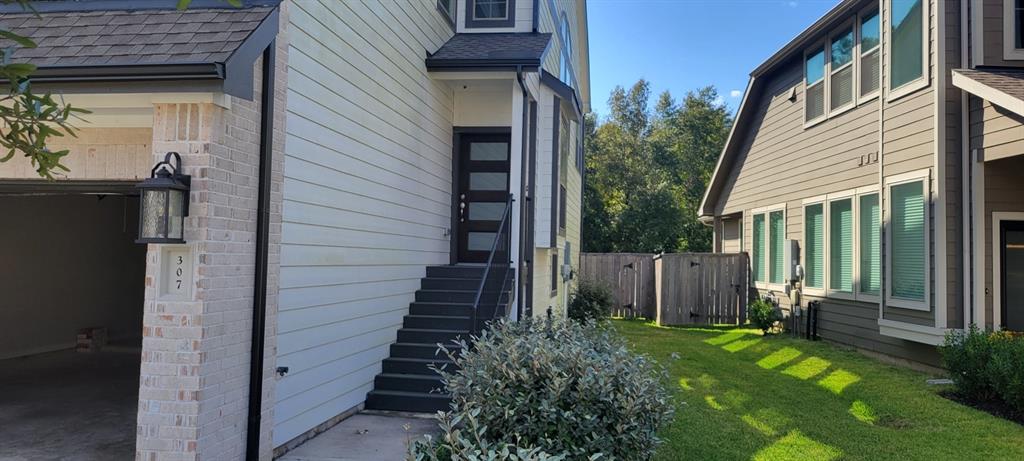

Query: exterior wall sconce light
136;152;191;244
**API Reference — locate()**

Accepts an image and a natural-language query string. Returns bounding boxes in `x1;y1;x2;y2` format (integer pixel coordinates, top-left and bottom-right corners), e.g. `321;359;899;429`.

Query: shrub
940;326;997;401
430;319;675;460
568;280;614;322
748;299;781;334
987;331;1024;414
409;410;568;461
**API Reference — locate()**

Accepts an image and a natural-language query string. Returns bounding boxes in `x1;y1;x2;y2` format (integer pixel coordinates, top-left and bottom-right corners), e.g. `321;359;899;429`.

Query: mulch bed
940;390;1024;426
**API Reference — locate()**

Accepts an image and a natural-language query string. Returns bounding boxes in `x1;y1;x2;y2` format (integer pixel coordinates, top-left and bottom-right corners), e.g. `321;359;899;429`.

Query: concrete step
408;302;474;317
373;373;445;394
415;289;478;303
364;390;451;413
425;265;486;279
396;328;469;344
403;314;473;331
420;277;485;291
382;357;457;375
389;342;461;360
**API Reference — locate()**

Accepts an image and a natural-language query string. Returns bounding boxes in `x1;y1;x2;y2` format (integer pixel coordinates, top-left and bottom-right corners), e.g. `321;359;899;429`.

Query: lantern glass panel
168;189;184;240
141;189;168;239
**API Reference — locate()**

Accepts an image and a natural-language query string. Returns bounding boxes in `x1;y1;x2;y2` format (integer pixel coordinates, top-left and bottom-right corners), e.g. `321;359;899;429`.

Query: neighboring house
0;0;590;459
702;0;1024;367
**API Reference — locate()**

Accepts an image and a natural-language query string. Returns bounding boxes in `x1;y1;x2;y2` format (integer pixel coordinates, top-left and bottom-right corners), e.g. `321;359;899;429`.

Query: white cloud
730;90;743;98
788;1;799;7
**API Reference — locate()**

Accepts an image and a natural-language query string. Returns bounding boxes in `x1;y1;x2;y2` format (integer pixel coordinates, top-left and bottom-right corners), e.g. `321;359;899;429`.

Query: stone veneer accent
135;8;288;459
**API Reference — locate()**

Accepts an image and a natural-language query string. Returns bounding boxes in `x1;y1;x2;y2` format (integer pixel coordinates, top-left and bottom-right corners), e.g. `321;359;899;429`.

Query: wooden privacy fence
579;253;749;325
656;253;749;326
579;253;657;319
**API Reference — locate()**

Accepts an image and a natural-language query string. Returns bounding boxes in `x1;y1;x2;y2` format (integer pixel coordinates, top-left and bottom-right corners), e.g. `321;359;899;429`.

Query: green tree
582;82;731;254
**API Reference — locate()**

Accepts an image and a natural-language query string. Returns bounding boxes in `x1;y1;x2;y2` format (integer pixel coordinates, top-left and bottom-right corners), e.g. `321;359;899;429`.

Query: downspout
245;39;276;461
877;20;886;321
516;65;529;320
961;0;973;327
532;0;539;32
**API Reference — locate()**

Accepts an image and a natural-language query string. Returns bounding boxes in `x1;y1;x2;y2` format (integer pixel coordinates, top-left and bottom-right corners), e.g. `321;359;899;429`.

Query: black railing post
470;194;514;336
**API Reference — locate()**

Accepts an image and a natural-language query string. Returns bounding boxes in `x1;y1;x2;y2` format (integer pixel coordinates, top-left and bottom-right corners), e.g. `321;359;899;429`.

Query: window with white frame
889;0;926;94
830;26;855;112
751;207;786;286
466;0;514;28
828;196;855;295
859;11;880;97
474;0;508;19
805;46;826;123
804;202;825;291
437;0;456;26
886;173;929;310
560;14;574;87
1003;0;1024;59
858;193;881;296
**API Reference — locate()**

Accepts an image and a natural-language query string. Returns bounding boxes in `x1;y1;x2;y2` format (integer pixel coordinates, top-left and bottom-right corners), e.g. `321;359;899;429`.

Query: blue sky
587;0;840;118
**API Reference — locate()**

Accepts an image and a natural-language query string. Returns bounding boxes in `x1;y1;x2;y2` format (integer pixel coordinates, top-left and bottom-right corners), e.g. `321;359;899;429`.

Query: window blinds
891;182;926;301
859;194;881;295
753;214;765;282
805;204;824;289
830;199;854;292
770;210;784;284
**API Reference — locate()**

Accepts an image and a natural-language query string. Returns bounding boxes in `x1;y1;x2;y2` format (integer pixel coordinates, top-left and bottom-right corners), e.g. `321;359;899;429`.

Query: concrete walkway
277;413;440;461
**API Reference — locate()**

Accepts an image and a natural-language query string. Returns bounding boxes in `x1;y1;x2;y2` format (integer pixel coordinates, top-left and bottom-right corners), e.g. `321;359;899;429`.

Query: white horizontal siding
275;0;455;447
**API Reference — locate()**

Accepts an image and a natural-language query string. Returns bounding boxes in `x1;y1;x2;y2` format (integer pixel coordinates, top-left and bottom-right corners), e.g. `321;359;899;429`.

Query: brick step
365;390;451;413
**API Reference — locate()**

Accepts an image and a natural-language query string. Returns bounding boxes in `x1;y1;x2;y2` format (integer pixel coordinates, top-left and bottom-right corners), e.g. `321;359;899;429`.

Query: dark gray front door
1001;220;1024;331
456;133;511;263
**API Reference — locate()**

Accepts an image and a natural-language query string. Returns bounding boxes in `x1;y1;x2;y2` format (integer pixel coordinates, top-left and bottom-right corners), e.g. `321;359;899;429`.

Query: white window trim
1004;0;1024;60
826;190;858;300
884;169;931;311
751;204;787;290
828;19;858;117
857;7;881;103
803;41;828;127
991;212;1024;331
472;0;511;21
802;197;827;296
856;186;882;303
885;0;930;102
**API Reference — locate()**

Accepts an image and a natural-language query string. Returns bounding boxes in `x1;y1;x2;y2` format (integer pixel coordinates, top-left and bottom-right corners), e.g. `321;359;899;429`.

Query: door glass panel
1005;227;1024;331
469;202;505;221
470;142;508;161
470;172;507;191
468;232;496;251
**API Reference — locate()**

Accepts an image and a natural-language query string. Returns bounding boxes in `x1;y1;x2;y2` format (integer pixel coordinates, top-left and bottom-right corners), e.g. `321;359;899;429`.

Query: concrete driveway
277;413;439;461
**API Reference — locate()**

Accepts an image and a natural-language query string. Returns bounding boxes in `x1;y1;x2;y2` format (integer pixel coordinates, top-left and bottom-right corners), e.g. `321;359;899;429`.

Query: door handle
459;194;466;222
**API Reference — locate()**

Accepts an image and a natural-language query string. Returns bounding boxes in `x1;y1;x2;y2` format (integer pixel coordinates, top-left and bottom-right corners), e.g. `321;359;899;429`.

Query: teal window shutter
753;214;765;282
859;194;881;295
830;199;854;292
804;204;824;289
891;182;926;301
769;210;784;284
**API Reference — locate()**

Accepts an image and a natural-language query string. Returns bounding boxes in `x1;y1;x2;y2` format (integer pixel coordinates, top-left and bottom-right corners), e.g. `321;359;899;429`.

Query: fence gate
579;253;656;319
655;253;748;326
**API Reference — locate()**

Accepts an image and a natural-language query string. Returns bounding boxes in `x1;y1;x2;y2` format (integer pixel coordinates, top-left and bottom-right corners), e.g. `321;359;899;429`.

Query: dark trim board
540;70;582;119
450;126;513;265
526;101;539;316
549;97;561;248
465;0;516;28
0;180;138;195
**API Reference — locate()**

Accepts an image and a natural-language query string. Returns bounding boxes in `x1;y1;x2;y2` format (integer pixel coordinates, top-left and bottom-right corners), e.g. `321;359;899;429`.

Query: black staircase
365;196;514;413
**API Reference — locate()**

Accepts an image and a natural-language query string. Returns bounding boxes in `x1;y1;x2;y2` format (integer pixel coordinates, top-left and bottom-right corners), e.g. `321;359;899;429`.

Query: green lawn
613;320;1024;461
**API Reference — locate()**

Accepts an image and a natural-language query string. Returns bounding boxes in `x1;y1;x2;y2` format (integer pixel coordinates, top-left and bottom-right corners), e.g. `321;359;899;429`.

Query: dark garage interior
0;192;147;459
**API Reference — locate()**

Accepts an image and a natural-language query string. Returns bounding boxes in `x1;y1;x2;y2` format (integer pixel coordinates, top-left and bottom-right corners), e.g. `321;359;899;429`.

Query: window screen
890;181;926;301
859;193;881;295
804;204;824;289
829;199;854;292
769;210;785;284
753;214;766;282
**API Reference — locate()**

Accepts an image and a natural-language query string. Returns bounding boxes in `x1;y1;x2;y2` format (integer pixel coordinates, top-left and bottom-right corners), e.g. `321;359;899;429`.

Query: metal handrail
470;194;514;334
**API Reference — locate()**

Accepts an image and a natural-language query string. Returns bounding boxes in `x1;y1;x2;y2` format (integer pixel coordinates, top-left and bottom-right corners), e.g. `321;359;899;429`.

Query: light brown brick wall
135;12;287;458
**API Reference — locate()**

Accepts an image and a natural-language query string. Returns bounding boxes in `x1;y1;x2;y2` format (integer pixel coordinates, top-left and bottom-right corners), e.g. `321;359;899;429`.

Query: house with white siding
0;0;590;459
701;0;1024;368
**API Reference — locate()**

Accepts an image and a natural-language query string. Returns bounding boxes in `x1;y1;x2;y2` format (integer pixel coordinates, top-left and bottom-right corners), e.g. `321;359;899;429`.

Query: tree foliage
583;80;732;253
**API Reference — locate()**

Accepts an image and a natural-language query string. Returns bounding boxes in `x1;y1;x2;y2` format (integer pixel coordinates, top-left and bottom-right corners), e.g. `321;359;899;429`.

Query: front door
1001;220;1024;331
457;133;511;263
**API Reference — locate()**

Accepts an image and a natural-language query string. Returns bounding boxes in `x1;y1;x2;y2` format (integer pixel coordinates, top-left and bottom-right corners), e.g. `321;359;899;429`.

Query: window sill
886;297;930;312
826;289;856;301
828;102;856;119
886;77;929;103
1003;47;1024;61
803;115;828;129
878;319;947;345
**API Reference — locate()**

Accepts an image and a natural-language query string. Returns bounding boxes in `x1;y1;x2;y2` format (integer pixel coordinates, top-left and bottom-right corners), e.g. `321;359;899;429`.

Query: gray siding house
0;0;590;459
702;0;1024;367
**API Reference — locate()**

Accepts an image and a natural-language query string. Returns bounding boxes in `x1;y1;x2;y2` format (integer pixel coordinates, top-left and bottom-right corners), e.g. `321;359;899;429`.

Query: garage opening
0;190;146;459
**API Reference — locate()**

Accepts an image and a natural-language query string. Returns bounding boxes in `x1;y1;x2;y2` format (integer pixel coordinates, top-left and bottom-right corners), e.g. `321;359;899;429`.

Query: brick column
136;48;284;460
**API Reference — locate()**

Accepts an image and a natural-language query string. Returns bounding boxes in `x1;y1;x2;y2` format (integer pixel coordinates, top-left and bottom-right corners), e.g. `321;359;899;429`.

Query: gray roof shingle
0;7;273;68
953;68;1024;102
426;33;552;70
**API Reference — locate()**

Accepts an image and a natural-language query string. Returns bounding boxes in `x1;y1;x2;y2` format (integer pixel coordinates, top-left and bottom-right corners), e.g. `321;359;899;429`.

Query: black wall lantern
136;152;191;244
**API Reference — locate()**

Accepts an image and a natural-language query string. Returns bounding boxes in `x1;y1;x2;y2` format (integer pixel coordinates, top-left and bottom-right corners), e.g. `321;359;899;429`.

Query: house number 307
160;247;193;299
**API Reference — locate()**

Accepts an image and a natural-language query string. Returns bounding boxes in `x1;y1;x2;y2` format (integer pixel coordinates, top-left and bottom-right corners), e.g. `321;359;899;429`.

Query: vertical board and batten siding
970;97;1024;328
980;0;1024;68
275;0;455;446
944;0;964;328
713;0;944;364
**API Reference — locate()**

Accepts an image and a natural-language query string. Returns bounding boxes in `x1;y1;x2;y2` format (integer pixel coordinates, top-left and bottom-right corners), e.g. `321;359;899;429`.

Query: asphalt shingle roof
954;68;1024;103
427;33;552;68
0;7;273;68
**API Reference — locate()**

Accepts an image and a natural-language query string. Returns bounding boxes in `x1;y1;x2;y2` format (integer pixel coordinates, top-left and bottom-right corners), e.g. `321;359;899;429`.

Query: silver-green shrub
409;409;570;461
425;319;675;460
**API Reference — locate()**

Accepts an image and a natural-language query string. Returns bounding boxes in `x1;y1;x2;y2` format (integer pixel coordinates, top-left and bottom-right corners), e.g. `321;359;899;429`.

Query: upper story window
888;0;927;96
1003;0;1024;59
437;0;456;27
466;0;515;28
805;47;826;123
559;15;574;87
860;11;880;96
830;26;855;111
